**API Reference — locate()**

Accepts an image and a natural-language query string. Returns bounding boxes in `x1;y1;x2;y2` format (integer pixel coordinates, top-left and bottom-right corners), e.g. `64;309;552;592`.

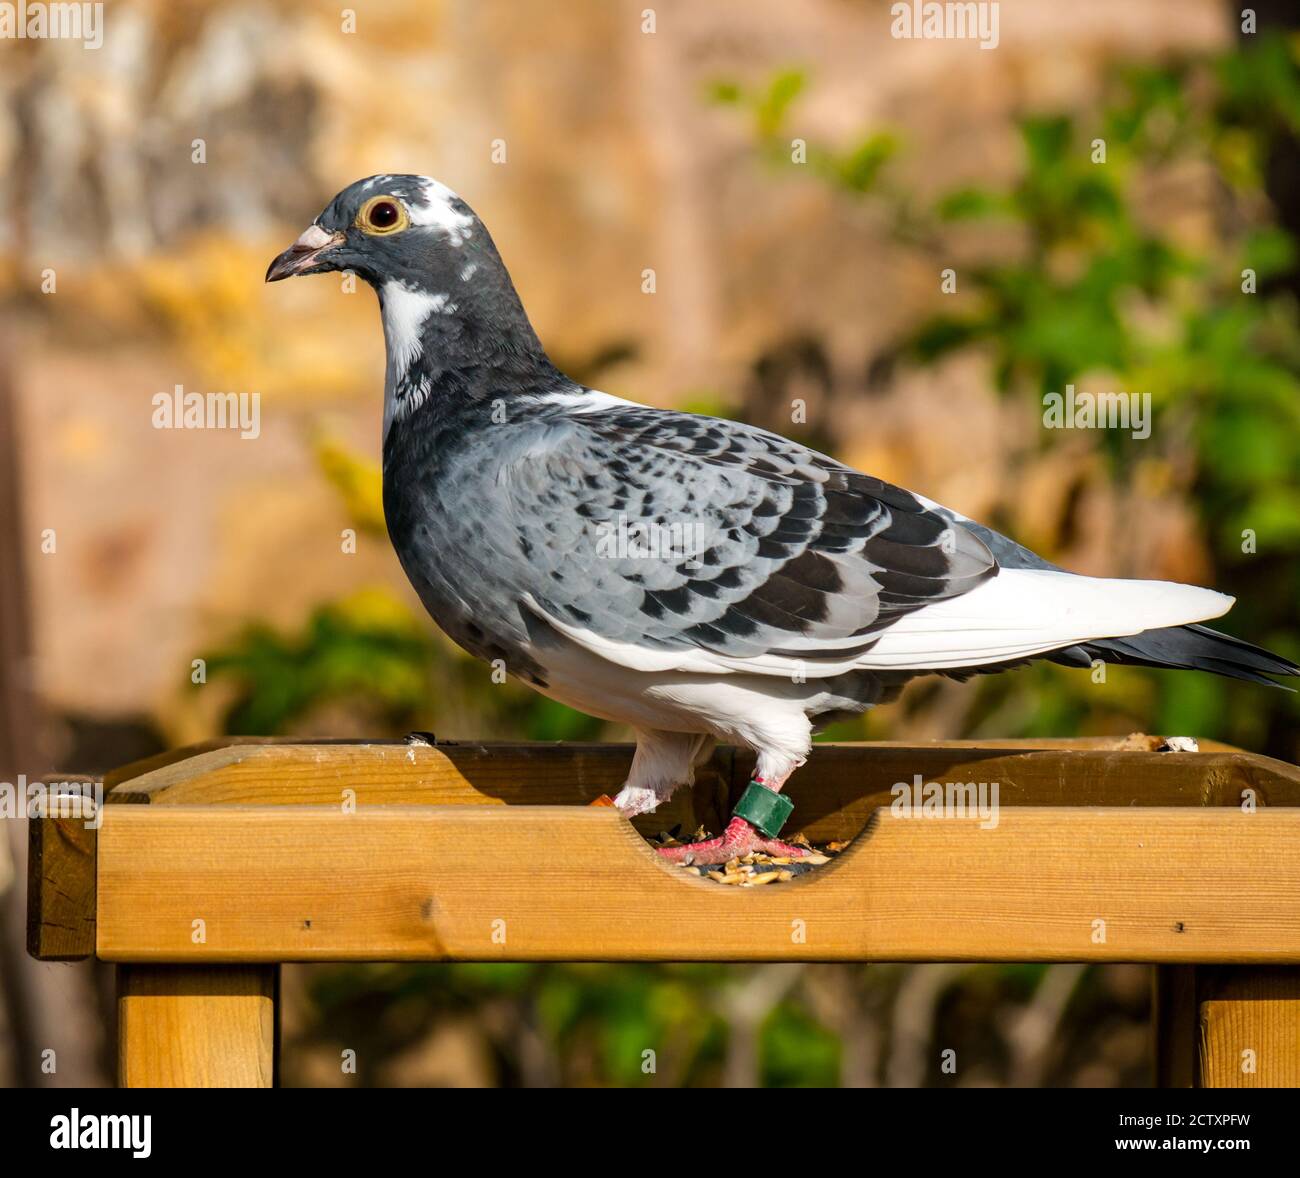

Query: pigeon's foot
656;816;809;866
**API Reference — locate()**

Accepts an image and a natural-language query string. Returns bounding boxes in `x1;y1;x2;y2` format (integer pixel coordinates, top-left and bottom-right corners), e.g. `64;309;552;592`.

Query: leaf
936;187;1008;221
831;132;897;194
1242;226;1297;280
705;79;742;105
1021;115;1074;171
755;68;806;137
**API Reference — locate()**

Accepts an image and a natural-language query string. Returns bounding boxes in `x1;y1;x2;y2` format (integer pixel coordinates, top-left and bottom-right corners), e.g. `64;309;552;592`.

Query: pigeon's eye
357;196;408;235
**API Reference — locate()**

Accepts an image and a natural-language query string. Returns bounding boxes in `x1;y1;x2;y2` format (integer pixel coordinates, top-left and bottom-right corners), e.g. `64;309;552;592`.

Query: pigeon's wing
481;400;1233;678
484;401;993;675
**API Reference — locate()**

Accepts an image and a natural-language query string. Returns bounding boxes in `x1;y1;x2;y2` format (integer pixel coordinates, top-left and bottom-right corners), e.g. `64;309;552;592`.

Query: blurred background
1;0;1298;1087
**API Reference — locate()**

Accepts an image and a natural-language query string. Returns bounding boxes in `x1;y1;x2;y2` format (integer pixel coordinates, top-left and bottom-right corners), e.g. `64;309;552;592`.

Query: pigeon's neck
378;272;558;439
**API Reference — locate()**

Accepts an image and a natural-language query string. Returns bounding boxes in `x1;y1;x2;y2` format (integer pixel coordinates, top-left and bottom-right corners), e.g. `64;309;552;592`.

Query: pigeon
267;175;1299;865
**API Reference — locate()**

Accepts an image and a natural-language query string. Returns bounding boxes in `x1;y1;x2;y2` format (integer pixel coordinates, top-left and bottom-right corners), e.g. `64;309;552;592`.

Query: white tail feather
853;568;1234;670
527;570;1234;678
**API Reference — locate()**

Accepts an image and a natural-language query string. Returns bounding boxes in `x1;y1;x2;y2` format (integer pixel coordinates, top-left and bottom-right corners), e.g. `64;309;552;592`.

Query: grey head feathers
267;173;557;436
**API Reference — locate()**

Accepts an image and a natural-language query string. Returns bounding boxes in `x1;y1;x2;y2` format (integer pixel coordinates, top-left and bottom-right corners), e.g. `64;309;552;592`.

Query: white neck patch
380;281;456;435
381;282;448;372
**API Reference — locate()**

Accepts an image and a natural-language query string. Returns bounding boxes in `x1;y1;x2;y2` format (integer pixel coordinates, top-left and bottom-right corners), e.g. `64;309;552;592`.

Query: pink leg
656;815;809;865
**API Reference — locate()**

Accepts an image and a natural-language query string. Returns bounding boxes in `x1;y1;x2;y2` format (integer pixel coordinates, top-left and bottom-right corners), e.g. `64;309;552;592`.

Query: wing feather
491;398;1000;675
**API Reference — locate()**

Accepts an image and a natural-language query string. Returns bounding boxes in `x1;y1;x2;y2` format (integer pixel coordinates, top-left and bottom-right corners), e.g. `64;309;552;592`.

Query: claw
655;816;809;866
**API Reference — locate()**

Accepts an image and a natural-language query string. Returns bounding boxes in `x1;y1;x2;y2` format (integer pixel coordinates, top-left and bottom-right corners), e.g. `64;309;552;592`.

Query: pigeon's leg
611;730;711;818
654;814;809;865
656;752;808;866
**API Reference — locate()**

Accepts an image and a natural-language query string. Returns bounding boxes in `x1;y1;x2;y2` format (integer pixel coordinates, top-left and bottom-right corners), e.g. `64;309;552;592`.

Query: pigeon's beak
265;225;346;282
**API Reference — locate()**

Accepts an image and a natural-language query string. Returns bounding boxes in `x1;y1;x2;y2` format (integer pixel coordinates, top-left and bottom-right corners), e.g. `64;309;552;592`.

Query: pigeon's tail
1050;623;1300;689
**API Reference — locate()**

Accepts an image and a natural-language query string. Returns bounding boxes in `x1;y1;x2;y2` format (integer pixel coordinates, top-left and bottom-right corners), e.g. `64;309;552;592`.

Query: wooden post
1154;966;1300;1087
27;801;98;960
117;965;278;1088
1197;967;1300;1088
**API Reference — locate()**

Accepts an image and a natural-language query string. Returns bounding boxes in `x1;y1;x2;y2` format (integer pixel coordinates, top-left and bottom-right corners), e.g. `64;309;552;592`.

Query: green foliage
922;112;1193;399
1216;32;1300;141
522;695;606;741
706;67;898;197
196;589;434;734
708;67;807;138
761;1001;841;1086
196;586;606;741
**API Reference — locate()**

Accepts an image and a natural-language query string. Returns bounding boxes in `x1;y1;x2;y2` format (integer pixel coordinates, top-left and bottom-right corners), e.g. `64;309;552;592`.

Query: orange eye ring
356;195;409;235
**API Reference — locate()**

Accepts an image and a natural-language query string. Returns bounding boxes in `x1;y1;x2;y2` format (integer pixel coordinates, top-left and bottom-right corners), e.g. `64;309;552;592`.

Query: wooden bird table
26;737;1300;1088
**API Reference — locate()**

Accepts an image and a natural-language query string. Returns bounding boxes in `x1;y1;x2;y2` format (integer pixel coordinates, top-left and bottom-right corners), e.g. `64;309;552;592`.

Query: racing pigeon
267;175;1298;865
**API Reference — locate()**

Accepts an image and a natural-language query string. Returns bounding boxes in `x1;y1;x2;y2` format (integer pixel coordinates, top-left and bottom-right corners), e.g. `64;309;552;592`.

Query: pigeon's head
265;174;485;289
267;174;554;412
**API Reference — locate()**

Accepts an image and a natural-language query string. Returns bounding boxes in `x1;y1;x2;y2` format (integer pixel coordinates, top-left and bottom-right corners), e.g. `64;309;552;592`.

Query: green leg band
733;779;794;838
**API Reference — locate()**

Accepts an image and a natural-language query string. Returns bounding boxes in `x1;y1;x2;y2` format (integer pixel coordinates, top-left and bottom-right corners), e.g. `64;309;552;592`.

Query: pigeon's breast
382;417;555;687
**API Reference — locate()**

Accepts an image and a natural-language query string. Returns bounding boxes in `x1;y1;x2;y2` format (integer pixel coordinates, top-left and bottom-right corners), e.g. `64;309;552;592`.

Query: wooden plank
97;805;1300;964
105;741;730;842
101;736;1249;790
26;786;100;960
106;741;647;804
1197;968;1300;1088
734;746;1300;842
103;740;1300;847
117;965;277;1087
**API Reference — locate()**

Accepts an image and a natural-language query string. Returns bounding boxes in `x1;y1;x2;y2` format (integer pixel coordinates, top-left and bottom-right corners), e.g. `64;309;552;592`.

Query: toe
753;836;810;858
656;838;725;864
